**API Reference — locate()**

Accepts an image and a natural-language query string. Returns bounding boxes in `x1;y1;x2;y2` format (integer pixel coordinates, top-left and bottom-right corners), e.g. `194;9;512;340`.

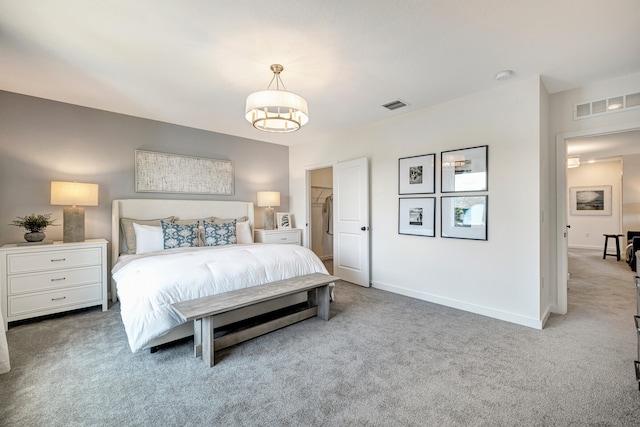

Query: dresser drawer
261;231;300;244
8;284;102;317
8;266;102;295
7;248;102;274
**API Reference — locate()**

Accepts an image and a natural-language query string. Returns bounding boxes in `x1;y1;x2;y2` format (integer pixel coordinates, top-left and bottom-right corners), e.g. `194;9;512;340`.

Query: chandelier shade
245;64;309;133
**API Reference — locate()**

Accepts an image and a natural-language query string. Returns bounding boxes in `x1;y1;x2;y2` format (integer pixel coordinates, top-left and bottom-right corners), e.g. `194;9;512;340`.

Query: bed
111;199;329;352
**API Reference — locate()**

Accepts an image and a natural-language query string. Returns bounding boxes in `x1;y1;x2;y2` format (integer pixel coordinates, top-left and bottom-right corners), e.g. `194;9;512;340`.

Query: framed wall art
441;195;487;240
135;150;234;195
398;197;435;237
569;185;612;216
441;145;488;193
277;212;292;229
399;153;435;194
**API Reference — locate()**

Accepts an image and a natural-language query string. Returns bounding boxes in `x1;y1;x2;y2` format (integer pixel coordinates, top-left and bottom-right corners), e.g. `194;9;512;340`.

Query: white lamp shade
245;90;309;133
257;191;281;207
51;181;99;206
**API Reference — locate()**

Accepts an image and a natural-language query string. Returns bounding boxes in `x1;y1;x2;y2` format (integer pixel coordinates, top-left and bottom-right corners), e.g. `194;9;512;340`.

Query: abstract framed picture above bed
135;150;234;195
441;145;488;193
441;195;488;240
569;185;612;216
398;153;435;194
398;197;435;237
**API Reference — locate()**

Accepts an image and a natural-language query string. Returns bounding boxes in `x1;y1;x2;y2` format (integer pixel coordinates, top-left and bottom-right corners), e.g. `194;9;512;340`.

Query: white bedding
112;243;328;352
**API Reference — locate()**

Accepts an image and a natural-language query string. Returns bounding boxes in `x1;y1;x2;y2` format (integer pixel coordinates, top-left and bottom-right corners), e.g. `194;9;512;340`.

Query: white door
333;157;370;287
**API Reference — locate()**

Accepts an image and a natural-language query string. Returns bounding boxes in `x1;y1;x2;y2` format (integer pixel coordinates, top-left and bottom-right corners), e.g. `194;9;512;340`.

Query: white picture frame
569;185;612;216
277;212;292;229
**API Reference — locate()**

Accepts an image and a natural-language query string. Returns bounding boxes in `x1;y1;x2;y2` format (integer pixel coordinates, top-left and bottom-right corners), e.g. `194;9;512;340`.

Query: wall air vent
382;99;409;111
574;91;640;120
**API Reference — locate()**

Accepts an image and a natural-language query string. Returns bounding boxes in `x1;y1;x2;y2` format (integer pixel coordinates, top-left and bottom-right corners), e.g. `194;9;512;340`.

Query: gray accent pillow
120;217;175;254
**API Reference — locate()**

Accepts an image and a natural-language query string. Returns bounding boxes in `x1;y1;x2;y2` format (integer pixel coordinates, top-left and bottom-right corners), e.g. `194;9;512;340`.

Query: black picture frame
441;145;488;193
398;197;436;237
441;195;488;240
399;153;435;194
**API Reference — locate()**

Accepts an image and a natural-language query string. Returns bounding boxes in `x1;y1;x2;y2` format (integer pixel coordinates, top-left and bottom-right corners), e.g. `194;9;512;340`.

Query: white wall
567;161;622;249
623;154;640;235
291;77;544;328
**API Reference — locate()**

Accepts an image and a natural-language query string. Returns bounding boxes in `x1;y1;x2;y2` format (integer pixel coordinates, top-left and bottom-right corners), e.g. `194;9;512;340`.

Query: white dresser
0;239;108;329
254;229;302;245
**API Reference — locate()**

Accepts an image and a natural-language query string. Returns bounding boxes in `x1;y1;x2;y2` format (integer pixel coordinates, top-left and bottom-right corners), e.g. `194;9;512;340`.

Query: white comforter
112;243;328;352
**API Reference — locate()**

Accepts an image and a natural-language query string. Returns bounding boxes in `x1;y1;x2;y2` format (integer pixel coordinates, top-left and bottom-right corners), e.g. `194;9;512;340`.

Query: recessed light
495;70;514;81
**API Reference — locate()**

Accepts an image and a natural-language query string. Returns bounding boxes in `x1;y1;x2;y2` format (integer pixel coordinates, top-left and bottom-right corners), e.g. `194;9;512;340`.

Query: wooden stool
603;234;623;261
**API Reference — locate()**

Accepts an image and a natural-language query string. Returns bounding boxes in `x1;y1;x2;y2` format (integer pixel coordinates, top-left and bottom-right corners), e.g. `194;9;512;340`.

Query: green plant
10;213;58;233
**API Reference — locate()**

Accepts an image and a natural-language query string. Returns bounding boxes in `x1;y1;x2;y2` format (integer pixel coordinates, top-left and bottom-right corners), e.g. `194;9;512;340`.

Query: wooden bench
172;273;339;367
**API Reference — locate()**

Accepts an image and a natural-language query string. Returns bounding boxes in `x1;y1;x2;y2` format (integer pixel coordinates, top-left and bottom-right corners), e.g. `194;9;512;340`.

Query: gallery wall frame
441;195;488;240
399;153;436;194
135;149;234;195
441;145;488;193
569;185;612;216
398;197;436;237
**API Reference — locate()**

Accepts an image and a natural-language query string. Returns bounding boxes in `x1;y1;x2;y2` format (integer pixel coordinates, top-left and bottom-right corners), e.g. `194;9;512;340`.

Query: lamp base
264;207;275;230
63;206;85;243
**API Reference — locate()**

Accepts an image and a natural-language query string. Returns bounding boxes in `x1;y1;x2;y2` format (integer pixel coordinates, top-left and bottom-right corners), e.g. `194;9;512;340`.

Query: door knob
361;226;369;231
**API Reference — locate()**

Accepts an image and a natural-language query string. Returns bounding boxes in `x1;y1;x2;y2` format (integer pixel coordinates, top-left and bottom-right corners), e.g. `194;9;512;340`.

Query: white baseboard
371;280;544;330
568;244;602;250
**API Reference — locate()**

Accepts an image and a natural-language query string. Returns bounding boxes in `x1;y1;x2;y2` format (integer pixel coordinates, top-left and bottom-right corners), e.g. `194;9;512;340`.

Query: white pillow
133;223;164;254
236;220;253;244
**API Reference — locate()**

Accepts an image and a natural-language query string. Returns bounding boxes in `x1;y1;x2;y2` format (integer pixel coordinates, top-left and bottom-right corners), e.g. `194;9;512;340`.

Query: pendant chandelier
245;64;309;133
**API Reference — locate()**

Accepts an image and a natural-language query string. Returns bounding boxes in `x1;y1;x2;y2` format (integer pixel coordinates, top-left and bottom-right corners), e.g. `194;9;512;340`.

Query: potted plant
10;213;58;242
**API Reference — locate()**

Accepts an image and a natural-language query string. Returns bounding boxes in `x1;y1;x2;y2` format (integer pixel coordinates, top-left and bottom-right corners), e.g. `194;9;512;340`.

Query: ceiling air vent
382;99;408;111
574;91;640;120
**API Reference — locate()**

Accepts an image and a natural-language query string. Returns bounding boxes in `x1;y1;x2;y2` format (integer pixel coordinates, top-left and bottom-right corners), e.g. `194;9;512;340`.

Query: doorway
309;167;334;274
555;122;640;314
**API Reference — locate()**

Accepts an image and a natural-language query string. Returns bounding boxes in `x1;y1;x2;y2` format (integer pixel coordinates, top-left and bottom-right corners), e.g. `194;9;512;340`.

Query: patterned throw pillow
203;219;237;246
160;220;199;249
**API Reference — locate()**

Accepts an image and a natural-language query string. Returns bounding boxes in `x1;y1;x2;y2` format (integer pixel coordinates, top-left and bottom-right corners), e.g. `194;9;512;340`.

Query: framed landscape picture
441;195;488;240
441;145;488;193
399;153;435;194
569;186;612;216
398;197;435;237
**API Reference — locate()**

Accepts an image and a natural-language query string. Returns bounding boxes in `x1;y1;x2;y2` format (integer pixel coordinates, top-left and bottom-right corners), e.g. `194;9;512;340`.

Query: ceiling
1;1;640;147
567;130;640;164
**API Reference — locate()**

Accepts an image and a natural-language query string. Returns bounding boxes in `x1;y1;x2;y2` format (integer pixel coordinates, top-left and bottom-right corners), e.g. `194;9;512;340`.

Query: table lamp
51;181;99;242
257;191;280;230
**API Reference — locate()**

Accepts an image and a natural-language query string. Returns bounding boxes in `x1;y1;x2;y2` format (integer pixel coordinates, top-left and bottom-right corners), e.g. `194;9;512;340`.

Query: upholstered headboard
111;199;254;300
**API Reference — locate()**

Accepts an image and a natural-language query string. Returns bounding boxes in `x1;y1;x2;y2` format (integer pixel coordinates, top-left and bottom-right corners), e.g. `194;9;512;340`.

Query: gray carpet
1;249;639;426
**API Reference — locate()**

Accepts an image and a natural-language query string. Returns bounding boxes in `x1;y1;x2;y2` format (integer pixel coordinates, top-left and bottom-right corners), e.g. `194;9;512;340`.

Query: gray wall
0;90;289;249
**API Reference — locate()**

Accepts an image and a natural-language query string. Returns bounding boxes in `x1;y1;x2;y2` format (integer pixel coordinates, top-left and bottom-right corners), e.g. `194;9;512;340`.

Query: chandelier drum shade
245;64;309;133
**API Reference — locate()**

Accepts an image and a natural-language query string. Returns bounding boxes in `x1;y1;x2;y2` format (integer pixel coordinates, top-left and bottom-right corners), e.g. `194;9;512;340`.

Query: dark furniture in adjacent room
625;231;640;272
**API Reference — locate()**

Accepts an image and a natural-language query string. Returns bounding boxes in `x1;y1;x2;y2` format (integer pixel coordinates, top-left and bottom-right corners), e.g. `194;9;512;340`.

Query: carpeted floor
0;249;639;426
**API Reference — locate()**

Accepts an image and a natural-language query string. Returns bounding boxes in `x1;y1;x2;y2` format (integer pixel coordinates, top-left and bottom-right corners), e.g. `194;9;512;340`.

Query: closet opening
309;167;334;274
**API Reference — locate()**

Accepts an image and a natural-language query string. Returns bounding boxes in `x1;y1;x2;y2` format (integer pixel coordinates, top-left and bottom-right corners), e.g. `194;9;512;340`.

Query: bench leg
193;319;202;358
201;316;215;367
317;285;330;321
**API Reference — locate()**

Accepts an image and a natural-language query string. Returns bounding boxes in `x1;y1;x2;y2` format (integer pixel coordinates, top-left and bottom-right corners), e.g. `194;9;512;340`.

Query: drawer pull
51;296;66;301
51;277;66;282
51;258;66;262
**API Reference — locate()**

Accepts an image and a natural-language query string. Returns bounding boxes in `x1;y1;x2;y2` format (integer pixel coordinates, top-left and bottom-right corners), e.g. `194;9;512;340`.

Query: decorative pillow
161;220;200;249
236;220;253;244
133;223;164;254
121;217;175;254
212;216;248;225
203;219;237;246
